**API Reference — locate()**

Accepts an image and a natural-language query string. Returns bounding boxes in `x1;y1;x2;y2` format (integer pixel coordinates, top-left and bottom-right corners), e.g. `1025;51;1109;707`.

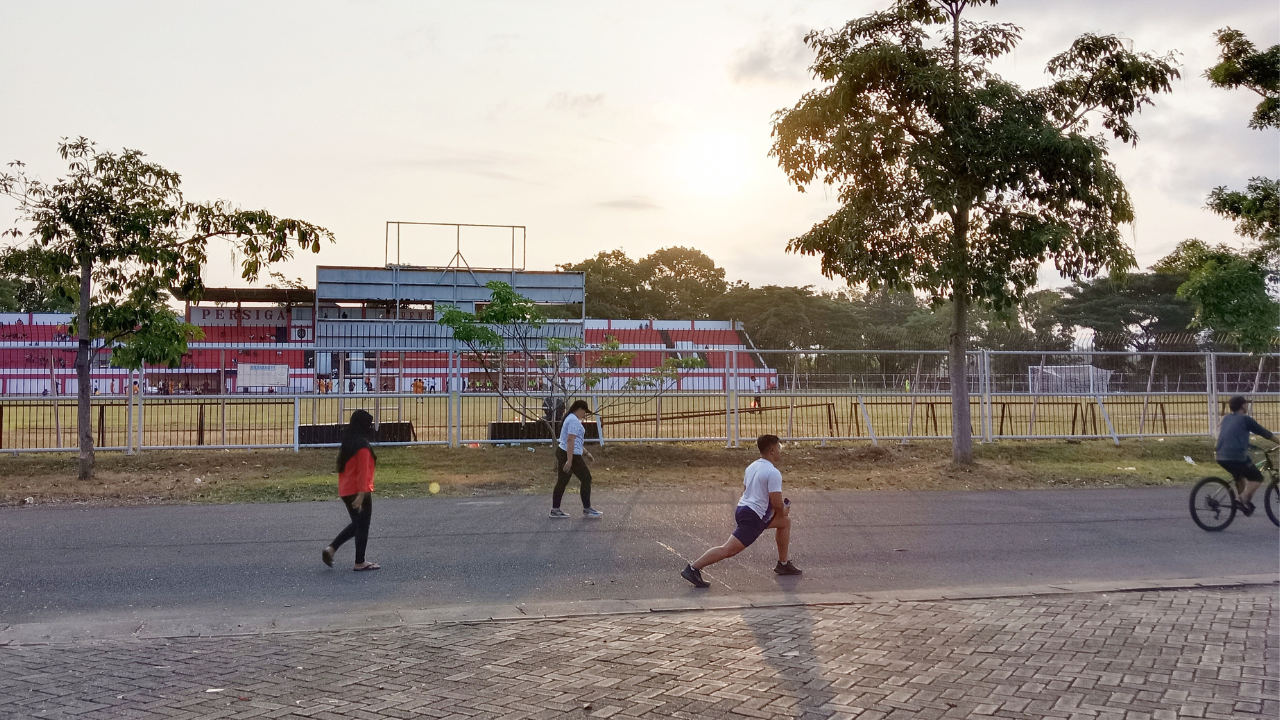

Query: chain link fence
0;345;1274;452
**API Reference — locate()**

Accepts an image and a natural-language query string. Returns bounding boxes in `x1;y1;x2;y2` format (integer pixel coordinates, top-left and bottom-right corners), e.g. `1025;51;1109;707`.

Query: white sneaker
549;508;569;518
583;508;603;518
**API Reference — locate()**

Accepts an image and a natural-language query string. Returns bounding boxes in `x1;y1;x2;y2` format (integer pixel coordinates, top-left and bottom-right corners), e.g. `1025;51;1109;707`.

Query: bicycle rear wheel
1190;477;1237;531
1265;481;1279;528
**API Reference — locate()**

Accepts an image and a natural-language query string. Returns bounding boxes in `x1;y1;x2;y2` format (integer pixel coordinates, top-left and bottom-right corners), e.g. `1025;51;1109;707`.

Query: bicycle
1189;443;1279;531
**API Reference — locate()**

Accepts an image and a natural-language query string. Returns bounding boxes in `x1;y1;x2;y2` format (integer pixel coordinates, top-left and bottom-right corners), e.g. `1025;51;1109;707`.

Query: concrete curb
3;573;1275;646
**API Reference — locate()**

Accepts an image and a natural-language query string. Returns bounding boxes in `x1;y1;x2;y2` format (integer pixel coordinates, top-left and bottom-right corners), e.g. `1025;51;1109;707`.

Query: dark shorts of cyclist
1216;395;1276;510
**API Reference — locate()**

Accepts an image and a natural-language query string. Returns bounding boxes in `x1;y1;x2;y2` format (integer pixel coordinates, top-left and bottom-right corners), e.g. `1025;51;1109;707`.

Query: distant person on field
322;409;380;571
750;375;762;409
682;434;801;587
550;400;601;518
1217;395;1276;516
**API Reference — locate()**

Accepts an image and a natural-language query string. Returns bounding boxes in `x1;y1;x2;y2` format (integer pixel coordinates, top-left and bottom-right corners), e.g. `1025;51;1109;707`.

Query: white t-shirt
738;458;782;519
559;413;586;455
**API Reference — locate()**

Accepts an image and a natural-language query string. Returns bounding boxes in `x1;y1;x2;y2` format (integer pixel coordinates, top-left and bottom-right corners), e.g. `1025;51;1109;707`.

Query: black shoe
774;561;803;576
1238;500;1256;517
681;564;710;588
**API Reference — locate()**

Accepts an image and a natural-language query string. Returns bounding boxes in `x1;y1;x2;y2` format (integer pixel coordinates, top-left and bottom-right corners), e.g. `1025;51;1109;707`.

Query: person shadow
742;601;840;719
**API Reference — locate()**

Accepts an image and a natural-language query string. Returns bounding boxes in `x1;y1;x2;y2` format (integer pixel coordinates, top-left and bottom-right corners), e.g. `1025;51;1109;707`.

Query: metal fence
0;347;1275;452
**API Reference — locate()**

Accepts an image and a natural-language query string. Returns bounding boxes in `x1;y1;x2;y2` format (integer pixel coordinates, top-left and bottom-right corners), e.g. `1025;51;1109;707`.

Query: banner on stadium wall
192;307;291;326
237;364;290;387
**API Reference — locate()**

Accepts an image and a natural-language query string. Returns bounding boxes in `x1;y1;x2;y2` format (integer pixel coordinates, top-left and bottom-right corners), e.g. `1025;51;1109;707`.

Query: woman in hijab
322;409;380;571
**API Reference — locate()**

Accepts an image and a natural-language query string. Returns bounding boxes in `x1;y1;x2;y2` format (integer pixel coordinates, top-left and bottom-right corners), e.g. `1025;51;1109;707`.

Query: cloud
729;26;811;84
387;148;536;184
548;92;605;117
596;195;661;211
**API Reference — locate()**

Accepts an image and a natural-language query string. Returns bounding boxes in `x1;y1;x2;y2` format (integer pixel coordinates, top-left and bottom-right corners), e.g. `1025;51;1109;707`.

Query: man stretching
682;434;801;587
1218;395;1276;516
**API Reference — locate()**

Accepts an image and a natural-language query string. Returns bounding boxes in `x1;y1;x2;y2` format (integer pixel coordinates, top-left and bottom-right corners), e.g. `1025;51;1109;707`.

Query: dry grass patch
0;437;1216;507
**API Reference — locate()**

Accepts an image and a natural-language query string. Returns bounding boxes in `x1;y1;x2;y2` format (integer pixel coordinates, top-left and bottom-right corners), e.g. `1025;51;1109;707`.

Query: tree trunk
949;292;973;465
76;255;93;480
949;202;974;466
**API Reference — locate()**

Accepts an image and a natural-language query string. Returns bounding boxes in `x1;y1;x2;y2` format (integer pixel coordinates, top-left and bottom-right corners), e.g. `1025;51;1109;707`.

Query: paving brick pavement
0;587;1274;719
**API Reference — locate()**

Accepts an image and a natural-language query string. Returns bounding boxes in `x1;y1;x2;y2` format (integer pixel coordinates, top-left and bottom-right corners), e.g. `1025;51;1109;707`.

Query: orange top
338;447;375;496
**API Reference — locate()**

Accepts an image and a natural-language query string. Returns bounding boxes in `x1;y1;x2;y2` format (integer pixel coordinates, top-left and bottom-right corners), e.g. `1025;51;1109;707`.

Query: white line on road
656;541;734;590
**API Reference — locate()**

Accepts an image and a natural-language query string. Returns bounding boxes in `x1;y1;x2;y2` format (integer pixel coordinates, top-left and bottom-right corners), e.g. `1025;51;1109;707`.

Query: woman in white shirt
550;400;602;518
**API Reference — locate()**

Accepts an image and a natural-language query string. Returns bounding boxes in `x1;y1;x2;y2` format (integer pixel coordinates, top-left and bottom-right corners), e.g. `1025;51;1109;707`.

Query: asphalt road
1;487;1276;623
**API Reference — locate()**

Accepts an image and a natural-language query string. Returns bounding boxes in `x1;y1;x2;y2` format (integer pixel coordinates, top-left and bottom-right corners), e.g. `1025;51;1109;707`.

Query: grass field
0;436;1229;508
1;392;1273;451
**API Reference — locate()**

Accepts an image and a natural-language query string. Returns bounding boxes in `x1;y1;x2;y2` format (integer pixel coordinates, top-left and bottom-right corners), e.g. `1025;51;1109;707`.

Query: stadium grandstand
0;264;775;396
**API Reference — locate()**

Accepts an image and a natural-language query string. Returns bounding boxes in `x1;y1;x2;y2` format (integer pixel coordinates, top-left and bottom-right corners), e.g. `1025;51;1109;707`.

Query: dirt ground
0;437;1223;508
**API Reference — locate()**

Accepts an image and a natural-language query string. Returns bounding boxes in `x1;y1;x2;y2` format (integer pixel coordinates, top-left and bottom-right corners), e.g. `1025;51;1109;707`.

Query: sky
1;0;1276;293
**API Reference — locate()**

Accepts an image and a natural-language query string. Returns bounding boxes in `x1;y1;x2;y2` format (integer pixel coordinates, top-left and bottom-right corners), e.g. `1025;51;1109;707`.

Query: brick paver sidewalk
1;587;1274;719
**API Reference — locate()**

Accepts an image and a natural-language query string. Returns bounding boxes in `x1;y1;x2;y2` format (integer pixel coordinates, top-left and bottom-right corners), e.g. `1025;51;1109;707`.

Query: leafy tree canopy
1205;27;1280;130
1207;177;1279;254
0;138;333;479
768;0;1177;463
1153;240;1278;352
1054;272;1194;351
559;246;727;319
0;246;78;313
770;0;1176;309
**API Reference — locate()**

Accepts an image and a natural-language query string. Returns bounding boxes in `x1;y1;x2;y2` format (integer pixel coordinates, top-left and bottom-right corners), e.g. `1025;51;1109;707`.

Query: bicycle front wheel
1190;477;1237;532
1265;481;1279;528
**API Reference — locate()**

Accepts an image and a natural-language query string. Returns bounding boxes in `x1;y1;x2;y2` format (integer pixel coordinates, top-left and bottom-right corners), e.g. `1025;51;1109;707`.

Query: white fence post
786;352;797;440
293;395;300;452
724;352;732;448
1138;354;1157;438
448;350;458;448
982;350;992;443
731;348;740;448
857;394;877;446
125;370;134;455
593;392;603;447
1206;352;1217;439
903;354;922;444
1095;395;1119;446
136;379;144;453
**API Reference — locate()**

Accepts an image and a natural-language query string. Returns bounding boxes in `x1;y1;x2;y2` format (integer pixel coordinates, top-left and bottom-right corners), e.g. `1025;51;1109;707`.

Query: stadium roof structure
315;265;584;312
169;287;315;304
314;264;586;351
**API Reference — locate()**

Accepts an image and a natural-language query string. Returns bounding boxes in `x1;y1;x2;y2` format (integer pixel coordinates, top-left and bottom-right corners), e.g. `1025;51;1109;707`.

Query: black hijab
337;409;377;473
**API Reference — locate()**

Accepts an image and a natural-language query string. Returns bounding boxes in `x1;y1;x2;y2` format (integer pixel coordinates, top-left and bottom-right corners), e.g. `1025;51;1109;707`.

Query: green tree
558;249;655;318
1203;29;1279;255
1054;272;1194;350
639;246;728;319
1154;240;1278;351
770;0;1177;463
1205;27;1279;130
1207;177;1279;254
708;284;827;350
1;138;332;480
1158;27;1280;353
0;246;79;312
561;246;729;319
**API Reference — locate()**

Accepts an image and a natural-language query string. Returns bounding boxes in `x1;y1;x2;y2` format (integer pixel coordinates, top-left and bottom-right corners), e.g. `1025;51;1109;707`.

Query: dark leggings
331;493;373;564
553;448;592;509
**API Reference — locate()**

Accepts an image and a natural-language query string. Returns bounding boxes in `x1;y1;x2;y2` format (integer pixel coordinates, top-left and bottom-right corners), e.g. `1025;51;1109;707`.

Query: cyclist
1217;395;1277;516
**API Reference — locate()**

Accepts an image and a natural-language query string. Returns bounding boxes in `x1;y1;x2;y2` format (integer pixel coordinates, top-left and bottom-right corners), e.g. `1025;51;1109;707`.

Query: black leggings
331;493;373;564
553;448;592;509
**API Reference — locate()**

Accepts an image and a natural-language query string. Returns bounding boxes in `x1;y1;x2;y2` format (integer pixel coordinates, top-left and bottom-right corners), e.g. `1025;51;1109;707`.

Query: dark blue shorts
731;504;774;548
1218;459;1263;484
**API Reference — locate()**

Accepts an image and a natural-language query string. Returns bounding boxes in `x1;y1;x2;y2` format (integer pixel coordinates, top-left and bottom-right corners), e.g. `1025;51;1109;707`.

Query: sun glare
676;132;751;197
